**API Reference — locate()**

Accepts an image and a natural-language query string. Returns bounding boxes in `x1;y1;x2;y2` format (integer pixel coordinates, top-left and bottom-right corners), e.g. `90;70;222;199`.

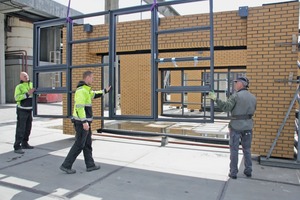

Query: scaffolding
32;0;215;122
31;0;235;145
260;74;300;168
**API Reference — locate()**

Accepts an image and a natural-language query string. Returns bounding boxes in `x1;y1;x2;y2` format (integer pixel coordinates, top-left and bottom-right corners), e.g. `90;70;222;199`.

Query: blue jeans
229;129;252;176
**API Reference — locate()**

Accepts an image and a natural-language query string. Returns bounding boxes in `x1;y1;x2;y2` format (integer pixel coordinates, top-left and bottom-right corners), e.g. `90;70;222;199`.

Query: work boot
228;173;237;179
244;172;252;178
60;165;76;174
22;143;34;149
86;165;101;172
14;149;25;154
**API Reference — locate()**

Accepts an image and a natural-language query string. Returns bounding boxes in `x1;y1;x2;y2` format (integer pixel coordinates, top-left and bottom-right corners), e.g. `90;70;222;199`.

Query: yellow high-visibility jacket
14;81;33;110
72;81;105;123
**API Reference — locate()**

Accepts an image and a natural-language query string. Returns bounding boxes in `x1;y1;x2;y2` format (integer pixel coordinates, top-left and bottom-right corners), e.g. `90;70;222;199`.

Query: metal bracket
161;136;168;147
275;34;299;53
274;72;297;86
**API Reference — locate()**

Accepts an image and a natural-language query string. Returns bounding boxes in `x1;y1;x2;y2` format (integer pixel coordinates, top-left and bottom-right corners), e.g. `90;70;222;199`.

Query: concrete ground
0;103;300;200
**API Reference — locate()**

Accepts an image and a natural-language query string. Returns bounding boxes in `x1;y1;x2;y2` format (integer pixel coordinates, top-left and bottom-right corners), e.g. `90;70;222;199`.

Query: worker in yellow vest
60;70;111;174
14;72;35;154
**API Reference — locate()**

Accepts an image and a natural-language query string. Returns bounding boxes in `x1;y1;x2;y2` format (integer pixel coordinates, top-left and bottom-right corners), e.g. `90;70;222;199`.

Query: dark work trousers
14;108;33;150
61;121;95;169
229;129;252;176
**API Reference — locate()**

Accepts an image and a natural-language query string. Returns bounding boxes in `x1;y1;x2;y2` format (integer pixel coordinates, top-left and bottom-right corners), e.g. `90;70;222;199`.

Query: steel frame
32;0;215;123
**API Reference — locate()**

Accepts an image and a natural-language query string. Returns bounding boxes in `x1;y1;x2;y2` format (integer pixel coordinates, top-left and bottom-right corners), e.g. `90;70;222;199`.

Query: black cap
234;77;249;88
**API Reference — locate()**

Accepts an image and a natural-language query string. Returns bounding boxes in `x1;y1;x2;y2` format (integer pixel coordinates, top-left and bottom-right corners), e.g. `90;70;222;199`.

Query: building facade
63;1;299;159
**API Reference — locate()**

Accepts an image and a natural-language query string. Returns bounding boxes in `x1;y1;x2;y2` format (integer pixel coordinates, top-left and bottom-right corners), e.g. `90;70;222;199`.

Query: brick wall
89;9;247;54
247;2;299;158
120;54;152;116
67;2;299;159
118;50;247;115
62;26;103;135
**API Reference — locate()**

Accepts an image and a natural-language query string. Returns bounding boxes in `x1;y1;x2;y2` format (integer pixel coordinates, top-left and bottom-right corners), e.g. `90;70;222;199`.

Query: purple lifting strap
150;0;157;11
66;0;73;23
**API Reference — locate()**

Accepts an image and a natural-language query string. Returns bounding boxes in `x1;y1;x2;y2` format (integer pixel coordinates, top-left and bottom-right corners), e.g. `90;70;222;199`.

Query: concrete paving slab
0;185;44;200
0;103;300;200
239;157;300;185
126;143;235;181
222;178;300;200
0;125;18;144
79;166;226;200
0;143;15;155
88;137;163;165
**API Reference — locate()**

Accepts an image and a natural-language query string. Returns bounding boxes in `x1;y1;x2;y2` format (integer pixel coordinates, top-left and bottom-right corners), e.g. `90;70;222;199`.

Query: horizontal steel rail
101;128;228;145
157;86;211;93
70;63;109;69
157;56;211;63
35;87;67;94
158;26;210;35
70;36;109;44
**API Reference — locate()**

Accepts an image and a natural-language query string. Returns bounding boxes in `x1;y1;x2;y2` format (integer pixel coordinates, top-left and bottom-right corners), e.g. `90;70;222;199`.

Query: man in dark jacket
208;77;257;179
60;71;111;174
14;72;35;154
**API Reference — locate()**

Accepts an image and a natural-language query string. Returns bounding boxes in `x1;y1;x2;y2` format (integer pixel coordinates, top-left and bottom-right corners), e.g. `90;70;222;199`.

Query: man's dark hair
83;71;93;79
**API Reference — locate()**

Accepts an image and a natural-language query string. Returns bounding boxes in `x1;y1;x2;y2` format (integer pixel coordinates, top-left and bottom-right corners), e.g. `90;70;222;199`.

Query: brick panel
120;54;151;116
89;11;247;54
66;2;299;159
247;2;299;158
62;26;103;135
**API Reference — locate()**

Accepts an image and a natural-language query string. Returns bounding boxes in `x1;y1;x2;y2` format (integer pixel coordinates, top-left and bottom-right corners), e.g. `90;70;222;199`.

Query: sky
53;0;295;24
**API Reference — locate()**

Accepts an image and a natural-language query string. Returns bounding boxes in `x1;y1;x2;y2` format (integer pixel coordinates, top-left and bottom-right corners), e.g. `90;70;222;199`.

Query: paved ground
0;103;300;200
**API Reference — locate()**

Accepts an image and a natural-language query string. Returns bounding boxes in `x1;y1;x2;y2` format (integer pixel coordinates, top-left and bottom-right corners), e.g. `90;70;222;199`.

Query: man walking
14;72;35;154
208;77;256;179
60;71;111;174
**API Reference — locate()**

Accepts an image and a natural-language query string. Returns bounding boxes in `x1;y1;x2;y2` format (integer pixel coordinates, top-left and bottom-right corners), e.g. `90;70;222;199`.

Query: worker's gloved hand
208;91;217;101
104;85;112;94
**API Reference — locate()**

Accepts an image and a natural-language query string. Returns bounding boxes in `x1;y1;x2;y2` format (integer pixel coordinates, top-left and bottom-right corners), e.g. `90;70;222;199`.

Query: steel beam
260;157;300;169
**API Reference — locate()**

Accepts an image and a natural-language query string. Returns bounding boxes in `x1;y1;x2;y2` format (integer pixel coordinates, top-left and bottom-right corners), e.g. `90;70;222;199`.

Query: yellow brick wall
118;50;247;114
89;10;247;54
67;2;299;159
62;26;103;135
247;2;299;158
120;54;151;116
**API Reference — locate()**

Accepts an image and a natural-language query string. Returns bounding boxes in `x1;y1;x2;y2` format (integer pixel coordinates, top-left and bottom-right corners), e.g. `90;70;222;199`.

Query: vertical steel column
181;69;184;116
203;69;207;118
66;22;73;116
32;24;40;116
227;70;231;117
151;6;159;119
209;0;215;121
160;70;164;115
297;86;300;162
109;11;116;118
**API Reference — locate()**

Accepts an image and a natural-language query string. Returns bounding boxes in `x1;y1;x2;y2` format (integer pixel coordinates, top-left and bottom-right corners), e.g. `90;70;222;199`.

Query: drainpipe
5;50;28;72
